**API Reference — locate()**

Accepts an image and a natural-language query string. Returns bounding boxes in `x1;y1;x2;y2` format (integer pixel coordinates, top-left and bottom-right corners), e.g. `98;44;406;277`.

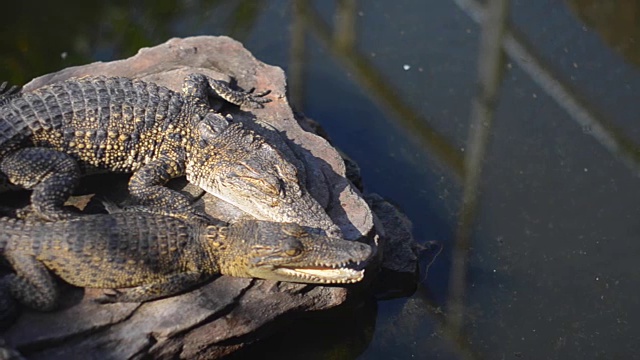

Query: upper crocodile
0;210;371;311
0;75;340;235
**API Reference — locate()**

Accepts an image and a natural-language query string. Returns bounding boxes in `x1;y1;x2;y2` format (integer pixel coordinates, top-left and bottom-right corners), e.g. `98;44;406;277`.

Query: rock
1;36;418;359
365;194;417;275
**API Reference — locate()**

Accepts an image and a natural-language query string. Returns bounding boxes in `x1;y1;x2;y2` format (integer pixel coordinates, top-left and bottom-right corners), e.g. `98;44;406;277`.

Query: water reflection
228;297;377;359
291;1;465;179
567;0;640;67
447;0;509;344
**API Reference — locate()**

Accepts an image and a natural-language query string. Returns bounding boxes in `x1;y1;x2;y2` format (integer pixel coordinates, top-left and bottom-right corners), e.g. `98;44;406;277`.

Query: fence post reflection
446;0;510;342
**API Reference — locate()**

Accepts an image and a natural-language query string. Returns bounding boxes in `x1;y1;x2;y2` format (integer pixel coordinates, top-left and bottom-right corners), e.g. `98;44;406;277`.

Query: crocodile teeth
275;267;365;283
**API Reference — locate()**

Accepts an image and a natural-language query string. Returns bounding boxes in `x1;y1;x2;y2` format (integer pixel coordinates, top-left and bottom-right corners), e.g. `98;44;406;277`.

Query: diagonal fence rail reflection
454;0;640;175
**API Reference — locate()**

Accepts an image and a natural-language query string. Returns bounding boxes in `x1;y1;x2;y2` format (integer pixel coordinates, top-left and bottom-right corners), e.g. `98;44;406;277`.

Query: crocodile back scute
0;212;203;289
0;76;187;171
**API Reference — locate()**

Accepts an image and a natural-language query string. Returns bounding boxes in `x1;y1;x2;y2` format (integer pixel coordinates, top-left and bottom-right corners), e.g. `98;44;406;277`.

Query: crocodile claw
15;204;80;222
241;88;272;109
94;289;122;304
0;81;20;98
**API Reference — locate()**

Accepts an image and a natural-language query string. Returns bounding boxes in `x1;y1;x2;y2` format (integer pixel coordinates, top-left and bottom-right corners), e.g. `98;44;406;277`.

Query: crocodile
0;210;371;311
0;75;340;235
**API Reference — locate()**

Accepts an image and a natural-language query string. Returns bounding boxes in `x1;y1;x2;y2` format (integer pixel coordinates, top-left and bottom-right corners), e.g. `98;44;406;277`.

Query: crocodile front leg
0;148;81;221
94;272;208;303
182;73;271;109
3;253;60;311
128;156;204;219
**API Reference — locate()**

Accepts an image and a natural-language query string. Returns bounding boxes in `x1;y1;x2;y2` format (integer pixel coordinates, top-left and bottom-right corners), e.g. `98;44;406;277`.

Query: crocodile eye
285;248;302;257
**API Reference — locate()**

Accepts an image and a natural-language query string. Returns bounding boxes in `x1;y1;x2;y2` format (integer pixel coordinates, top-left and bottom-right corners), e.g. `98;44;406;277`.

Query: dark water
3;0;640;358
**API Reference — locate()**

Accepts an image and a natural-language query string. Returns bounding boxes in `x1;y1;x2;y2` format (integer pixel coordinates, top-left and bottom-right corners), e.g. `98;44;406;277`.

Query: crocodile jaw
191;177;341;236
216;220;372;284
270;267;365;284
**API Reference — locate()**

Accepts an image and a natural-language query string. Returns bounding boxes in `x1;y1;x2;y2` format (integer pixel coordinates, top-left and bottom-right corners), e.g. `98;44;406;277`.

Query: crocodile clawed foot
0;81;21;99
14;205;35;220
241;88;272;109
100;202;220;225
94;289;123;304
16;205;81;222
168;207;221;225
148;203;219;224
189;209;220;224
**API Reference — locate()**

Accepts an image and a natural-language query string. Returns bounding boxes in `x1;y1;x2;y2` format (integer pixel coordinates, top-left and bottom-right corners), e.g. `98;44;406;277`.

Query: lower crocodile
0;210;372;311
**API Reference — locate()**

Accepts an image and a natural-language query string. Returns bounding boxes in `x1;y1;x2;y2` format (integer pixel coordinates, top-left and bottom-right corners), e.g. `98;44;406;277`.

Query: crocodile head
207;220;372;284
187;113;341;236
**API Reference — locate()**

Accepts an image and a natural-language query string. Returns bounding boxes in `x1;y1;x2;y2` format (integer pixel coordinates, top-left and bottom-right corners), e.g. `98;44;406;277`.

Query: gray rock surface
1;36;418;359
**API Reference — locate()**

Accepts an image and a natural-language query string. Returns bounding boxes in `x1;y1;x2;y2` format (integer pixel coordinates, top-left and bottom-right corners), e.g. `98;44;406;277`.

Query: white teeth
274;267;365;283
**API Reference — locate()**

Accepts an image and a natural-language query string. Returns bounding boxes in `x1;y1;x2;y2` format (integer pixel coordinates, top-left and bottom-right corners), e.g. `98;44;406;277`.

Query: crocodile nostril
327;226;342;238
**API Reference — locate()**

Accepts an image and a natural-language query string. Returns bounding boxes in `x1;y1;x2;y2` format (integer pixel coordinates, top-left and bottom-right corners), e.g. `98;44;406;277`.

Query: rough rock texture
0;36;417;359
